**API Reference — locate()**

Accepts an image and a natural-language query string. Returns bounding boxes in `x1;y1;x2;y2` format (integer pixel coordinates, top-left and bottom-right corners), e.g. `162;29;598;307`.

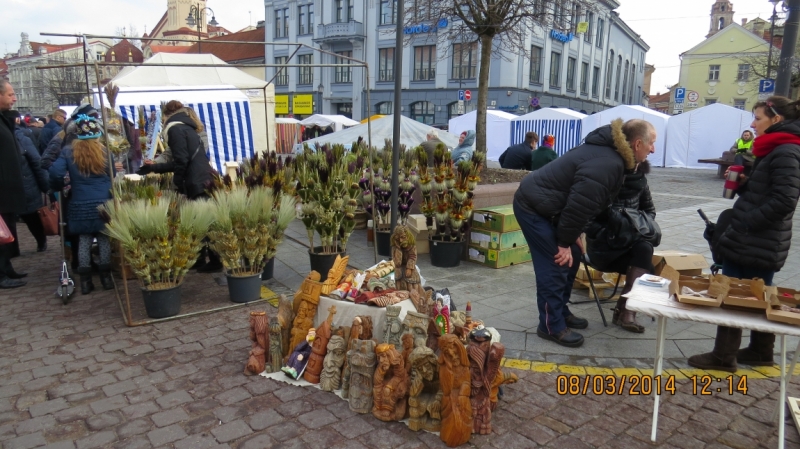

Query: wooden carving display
401;333;414;377
392;225;427;312
282;328;315;379
289;272;322;353
244;311;268;375
320;335;347;391
267;316;282;373
372;343;409;422
467;328;503;435
347;339;377;414
438;334;473;447
383;305;403;347
490;369;518;412
303;305;337;384
408;346;443;432
321;255;349;295
277;295;295;360
403;311;429;349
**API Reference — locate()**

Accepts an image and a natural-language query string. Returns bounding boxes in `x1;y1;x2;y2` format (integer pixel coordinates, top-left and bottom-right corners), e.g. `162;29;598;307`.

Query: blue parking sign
759;79;775;94
458;90;465;101
674;87;686;103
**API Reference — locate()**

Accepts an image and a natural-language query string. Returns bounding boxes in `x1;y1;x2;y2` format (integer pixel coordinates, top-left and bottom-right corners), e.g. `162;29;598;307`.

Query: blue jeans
513;201;581;335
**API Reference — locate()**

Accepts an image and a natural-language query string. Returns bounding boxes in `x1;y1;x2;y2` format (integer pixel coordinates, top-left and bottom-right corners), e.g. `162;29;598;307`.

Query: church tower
708;1;735;37
168;0;208;34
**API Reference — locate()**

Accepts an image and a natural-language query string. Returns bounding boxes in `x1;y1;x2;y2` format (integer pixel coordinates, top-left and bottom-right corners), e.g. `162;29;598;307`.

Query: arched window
614;55;622;102
410;101;435;124
622;60;630;103
605;50;614;98
447;101;476;120
376;101;392;114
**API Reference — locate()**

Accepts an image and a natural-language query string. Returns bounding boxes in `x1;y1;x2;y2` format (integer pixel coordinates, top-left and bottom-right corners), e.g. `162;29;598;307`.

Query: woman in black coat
585;160;658;333
13;121;49;252
689;96;800;373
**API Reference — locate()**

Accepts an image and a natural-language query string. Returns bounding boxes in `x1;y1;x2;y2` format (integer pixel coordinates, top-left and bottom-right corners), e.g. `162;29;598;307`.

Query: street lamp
317;83;324;114
186;4;219;54
766;0;785;80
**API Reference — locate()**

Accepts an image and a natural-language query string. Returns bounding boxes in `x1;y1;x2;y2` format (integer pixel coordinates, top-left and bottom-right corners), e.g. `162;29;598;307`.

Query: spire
708;1;735;38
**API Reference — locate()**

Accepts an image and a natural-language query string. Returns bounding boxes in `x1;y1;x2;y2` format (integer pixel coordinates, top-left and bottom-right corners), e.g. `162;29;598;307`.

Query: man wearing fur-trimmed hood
513;119;656;348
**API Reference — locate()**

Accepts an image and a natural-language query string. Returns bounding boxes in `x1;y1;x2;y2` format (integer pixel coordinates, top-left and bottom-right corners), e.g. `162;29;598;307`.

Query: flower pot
429;238;465;268
262;257;275;281
227;273;262;303
308;246;346;282
376;230;392;257
141;285;182;319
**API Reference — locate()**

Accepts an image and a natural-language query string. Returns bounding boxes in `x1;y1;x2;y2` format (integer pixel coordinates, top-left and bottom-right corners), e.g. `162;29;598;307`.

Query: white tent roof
302;115;459;150
300;114;360;129
111;53;267;89
276;117;301;124
93;85;249;109
510;108;586;157
665;103;752;169
448;110;517;162
515;108;587;121
581;105;671;167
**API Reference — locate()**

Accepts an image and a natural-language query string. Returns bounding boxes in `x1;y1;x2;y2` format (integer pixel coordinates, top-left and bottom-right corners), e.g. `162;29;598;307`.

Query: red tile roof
184;28;265;62
148;45;194;54
649;92;670;104
105;39;144;63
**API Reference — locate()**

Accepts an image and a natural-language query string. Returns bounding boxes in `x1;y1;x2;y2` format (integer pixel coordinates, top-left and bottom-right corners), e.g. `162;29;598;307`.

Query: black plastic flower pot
227;272;262;303
429;238;464;268
308;247;346;282
376;230;392;257
141;285;182;319
262;257;275;281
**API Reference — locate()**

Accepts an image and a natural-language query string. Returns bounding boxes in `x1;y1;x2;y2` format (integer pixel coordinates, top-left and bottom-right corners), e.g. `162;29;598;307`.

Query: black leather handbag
606;208;662;249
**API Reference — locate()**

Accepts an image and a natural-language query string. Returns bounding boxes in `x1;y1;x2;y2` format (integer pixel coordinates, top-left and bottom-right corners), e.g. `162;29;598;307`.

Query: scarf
752;132;800;158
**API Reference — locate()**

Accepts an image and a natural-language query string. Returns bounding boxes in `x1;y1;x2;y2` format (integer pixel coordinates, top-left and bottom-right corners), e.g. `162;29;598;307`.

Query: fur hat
74;114;103;140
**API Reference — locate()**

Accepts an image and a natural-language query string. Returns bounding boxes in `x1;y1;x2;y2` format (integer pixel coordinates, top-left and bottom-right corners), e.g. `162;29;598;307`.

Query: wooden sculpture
400;333;414;377
267;316;282;373
293;270;322;312
490;369;519;412
467;328;503;435
438;334;473;447
304;305;337;384
383;305;403;347
342;316;367;399
347;339;377;414
244;311;268;375
372;343;409;422
282;328;315;379
320;336;347;392
403;311;429;349
321;255;349;295
277;295;295;360
391;225;427;312
289;272;322;353
408;346;443;432
426;318;441;353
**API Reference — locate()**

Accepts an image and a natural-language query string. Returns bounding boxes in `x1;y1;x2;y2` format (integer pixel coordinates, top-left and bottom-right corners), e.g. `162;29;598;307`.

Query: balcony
314;21;365;43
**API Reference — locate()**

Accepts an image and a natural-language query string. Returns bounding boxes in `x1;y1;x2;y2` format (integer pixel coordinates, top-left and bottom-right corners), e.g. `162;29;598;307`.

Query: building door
336;103;353;119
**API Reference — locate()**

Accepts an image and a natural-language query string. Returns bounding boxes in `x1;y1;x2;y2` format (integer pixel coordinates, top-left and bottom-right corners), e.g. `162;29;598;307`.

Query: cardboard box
406;214;427;231
407;216;430;255
722;277;767;310
575;263;605;282
472;205;520;233
469;229;527;250
653;251;709;276
468;245;531;269
662;265;729;307
766;286;800;325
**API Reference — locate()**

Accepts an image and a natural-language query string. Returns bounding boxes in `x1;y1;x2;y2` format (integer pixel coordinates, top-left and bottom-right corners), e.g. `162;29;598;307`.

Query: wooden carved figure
321;255;350;295
277;295;295;360
383;305;403;347
400;333;414;377
438;334;473;447
372;344;409;422
289;272;321;353
490;368;518;412
408;346;443;432
281;328;315;379
320;336;347;391
347;339;377;414
392;225;427;312
403;311;429;349
467;327;501;435
244;311;268;375
267;316;282;373
303;305;337;384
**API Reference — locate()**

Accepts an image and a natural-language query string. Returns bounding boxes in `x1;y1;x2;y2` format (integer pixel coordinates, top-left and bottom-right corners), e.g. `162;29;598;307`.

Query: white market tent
300;114;360;132
581;105;671;167
448;110;517;162
511;108;586;156
301;115;459;150
664;103;753;169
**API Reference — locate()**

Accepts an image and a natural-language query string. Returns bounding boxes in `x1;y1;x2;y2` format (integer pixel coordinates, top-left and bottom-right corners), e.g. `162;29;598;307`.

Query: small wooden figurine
383;305;403;347
320;336;347;391
303;305;337;384
372;343;409;422
282;328;316;379
289;272;322;352
467;327;502;435
408;346;443;432
438;334;473;447
391;225;427;313
267;316;282;373
347;339;377;414
244;311;268;376
321;254;350;294
277;295;294;360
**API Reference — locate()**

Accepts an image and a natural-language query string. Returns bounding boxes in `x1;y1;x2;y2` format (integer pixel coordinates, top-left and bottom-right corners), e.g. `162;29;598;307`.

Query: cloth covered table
313;295;418;340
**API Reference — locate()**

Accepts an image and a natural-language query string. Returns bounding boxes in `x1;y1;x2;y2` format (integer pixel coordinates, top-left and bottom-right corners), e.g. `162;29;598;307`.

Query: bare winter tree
38;53;90;107
401;0;596;155
738;46;800;92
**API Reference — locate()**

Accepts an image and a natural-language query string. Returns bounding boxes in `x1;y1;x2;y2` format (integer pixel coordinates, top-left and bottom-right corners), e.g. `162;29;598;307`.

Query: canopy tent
511;108;586;156
108;53;275;154
361;114;386;124
276;117;302;154
664;103;753;168
300;114;360;132
94;85;255;173
301;115;459;151
581;105;670;167
448;110;517;162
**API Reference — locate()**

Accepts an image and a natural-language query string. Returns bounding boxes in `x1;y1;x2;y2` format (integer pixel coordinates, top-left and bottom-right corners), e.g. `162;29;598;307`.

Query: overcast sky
3;0;781;96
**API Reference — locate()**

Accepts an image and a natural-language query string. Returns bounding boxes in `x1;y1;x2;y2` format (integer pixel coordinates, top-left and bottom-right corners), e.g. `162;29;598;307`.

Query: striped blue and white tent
510;108;586;157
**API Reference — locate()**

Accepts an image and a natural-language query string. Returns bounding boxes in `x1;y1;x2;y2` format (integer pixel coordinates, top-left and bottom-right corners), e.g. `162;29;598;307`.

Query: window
709;64;720;81
572;3;581;31
622;60;629;103
274;56;288;86
629;64;636;103
337;103;353;118
592;66;600;97
274;8;289;38
298;3;313;35
614;56;622;101
734;99;746;110
530;45;543;84
585;12;594;43
605;50;614;98
554;2;566;28
335;51;352;83
378;48;394;81
410;101;435;125
376;101;393;114
298;54;313;85
566;57;576;91
451;43;477;80
380;0;396;25
719;17;725;29
550;51;562;88
596;18;605;48
336;0;352;23
580;62;589;94
737;64;750;81
413;45;436;81
705;98;717;106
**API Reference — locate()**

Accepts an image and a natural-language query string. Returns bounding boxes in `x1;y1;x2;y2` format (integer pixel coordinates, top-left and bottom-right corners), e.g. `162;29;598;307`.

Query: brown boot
737;330;775;366
688;326;741;373
613;266;649;333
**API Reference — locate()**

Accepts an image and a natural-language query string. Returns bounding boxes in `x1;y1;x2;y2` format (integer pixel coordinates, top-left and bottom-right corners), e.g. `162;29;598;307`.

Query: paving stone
147;423;187;446
89;395;128;414
115;418;151;439
173;434;221;449
29;397;69;417
151;407;190;427
86;411;122;431
54;405;93;424
214;387;252;406
297;408;339;429
247;409;284;431
155;390;193;409
76;430;116;449
4;432;48;449
120;401;159;420
237;433;277;449
210;419;253;443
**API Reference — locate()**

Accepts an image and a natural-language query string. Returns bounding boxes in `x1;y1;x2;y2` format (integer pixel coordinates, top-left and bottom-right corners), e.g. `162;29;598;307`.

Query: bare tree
114;25;143;49
38;53;89;107
738;47;800;91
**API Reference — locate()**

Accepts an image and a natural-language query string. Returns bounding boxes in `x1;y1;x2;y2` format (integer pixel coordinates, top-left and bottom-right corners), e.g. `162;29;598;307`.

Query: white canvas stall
581;105;670;167
94;85;255;173
511;108;586;157
448;110;517;162
302;115;459;150
664;103;753;169
300;114;360;132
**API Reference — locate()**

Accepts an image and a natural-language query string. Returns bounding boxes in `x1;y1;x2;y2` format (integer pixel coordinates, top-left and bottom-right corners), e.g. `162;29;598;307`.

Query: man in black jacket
38;108;66;154
499;131;538;170
513;118;655;347
0;81;28;289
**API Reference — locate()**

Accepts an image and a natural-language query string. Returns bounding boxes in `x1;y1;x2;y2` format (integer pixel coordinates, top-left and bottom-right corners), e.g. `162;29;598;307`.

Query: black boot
99;264;114;290
612;266;648;333
197;249;223;273
687;326;741;373
737;330;775;366
79;267;94;295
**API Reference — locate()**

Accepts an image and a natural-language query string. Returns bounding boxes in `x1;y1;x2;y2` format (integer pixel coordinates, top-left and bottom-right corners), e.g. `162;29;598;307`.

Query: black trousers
20;212;46;247
597;241;655;275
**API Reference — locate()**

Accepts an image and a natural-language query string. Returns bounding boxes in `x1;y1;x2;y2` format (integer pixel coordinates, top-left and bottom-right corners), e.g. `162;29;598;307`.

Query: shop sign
275;95;289;115
550;29;574;43
404;18;448;35
293;94;314;115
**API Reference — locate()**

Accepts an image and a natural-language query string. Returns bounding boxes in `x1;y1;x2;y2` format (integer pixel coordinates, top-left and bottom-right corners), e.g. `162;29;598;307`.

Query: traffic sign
465;90;472;101
674;87;686;103
759;79;775;94
458;90;465;101
687;91;699;102
674;102;684;111
457;100;465;115
530;97;540;107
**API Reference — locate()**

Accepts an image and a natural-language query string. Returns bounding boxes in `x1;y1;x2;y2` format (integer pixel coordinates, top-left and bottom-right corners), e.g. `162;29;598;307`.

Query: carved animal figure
383;305;403;346
347;339;377;414
372;343;409;422
408;346;443;432
304;305;337;384
267;316;282;373
244;311;268;375
320;336;347;391
438;334;472;447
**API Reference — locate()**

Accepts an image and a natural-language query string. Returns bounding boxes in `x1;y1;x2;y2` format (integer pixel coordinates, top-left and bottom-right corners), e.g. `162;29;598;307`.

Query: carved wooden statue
277;295;295;360
321;255;350;294
467;328;503;435
267;316;282;373
341;315;374;398
304;305;337;384
438;334;473;447
383;305;403;347
320;336;347;391
289;273;321;353
282;328;315;380
392;225;428;313
244;311;268;375
347;339;377;414
401;333;414;377
491;368;518;412
403;311;429;349
408;346;443;432
372;343;409;422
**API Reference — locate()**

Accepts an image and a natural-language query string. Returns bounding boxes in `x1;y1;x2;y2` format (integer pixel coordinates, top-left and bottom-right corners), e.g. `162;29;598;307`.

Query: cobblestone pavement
4;168;800;448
